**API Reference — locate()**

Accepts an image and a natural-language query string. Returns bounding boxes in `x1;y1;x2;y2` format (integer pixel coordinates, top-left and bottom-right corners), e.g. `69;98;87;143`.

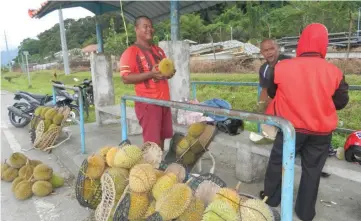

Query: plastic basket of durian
1;152;65;201
162;122;218;174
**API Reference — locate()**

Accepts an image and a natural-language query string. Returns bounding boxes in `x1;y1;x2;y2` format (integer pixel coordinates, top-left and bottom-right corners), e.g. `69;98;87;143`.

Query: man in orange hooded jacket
260;23;349;221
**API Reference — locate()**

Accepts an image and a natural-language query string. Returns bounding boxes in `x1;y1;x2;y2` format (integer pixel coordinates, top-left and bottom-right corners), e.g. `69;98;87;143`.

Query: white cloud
0;0;94;50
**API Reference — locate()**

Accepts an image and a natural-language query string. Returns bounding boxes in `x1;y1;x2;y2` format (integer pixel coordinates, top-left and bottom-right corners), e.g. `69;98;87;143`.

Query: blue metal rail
191;81;361;134
52;84;86;154
120;95;296;221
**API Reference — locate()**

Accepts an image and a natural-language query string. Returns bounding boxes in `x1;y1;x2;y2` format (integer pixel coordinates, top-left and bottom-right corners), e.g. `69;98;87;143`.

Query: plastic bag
177;99;213;125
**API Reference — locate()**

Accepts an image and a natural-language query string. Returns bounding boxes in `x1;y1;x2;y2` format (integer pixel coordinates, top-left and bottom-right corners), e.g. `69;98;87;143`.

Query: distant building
82;44;98;56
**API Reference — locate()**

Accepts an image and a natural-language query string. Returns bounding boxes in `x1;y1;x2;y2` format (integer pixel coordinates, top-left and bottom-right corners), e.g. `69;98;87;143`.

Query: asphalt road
0;91;92;221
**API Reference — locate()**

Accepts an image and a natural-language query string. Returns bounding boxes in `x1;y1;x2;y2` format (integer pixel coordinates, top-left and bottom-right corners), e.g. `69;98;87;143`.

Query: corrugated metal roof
29;1;223;24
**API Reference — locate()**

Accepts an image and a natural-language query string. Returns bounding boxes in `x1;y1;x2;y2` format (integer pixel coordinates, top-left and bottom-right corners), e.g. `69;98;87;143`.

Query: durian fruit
105;167;129;201
2;167;19;182
48;124;59;131
152;172;178;200
29;160;43;167
40;107;51;118
50;173;65;188
85;154;105;179
142;143;163;169
34;106;43;116
113;145;143;169
195;180;221;206
44;119;52;132
176;137;192;156
83;178;101;201
106;147;118;167
178;197;205;221
98;146;112;163
214;188;241;212
1;160;10;179
190;141;205;154
155;183;193;220
18;160;34;180
143;200;156;219
158;58;175;77
53;114;64;125
188;122;206;138
32;180;53;197
181;151;196;165
165;163;186;182
239;196;273;221
45;109;57;121
128;192;150;220
154;169;165;179
9;152;28;169
12;177;25;192
14;180;33;200
129;163;157;193
33;164;53;181
202;200;240;221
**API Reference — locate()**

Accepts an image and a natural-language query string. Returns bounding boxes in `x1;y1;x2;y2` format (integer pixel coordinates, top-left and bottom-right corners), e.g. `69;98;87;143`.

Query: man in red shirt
260;23;349;221
119;16;175;150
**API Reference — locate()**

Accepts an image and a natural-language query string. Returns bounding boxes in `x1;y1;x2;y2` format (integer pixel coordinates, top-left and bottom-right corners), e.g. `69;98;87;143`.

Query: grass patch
2;70;360;147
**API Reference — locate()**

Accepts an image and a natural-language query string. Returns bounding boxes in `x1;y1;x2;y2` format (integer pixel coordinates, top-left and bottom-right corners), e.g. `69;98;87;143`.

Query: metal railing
52;84;86;154
120;95;296;221
191;81;361;134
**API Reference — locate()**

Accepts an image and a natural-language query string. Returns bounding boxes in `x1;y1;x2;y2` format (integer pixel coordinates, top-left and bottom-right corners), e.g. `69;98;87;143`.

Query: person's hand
257;101;267;113
151;64;165;82
166;69;176;79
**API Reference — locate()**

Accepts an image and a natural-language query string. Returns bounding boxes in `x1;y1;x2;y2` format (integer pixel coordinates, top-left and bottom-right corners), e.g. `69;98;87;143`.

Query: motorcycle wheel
8;102;31;128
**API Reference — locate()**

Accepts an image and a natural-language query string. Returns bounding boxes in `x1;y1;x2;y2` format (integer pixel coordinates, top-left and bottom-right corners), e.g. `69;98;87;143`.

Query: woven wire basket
94;173;116;221
186;173;227;191
112;185;131;221
75;159;103;210
32;106;71;151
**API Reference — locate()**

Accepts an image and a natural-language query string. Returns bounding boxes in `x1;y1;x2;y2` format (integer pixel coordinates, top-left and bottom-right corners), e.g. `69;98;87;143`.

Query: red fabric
119;45;170;100
135;102;173;146
265;23;344;134
344;131;361;151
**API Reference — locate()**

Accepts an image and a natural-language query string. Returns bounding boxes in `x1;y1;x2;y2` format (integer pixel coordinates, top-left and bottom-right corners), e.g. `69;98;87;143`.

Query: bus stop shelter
28;0;223;124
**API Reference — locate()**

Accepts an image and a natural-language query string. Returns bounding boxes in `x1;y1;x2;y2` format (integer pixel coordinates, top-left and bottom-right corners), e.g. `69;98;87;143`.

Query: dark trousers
264;132;331;221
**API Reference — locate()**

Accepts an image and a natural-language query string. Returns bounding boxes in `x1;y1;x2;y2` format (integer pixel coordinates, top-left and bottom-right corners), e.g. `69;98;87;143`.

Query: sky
0;0;95;51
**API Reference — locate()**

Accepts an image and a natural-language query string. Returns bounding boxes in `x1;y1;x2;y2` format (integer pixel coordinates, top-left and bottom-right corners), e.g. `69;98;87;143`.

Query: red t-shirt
119;45;170;100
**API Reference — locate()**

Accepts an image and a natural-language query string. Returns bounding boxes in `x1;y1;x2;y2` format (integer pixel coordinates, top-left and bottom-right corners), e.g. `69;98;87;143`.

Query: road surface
1;91;92;221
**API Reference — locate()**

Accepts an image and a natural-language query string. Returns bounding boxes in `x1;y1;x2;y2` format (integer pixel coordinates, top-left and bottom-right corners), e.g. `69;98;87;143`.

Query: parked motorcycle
7;80;80;128
73;78;94;118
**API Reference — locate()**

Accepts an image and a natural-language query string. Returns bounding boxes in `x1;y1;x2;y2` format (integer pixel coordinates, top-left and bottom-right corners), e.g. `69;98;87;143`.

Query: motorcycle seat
20;91;48;100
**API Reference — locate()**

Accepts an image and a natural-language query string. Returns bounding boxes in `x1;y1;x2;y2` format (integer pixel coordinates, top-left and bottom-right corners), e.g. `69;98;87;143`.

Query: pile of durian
31;106;65;132
175;122;207;166
1;152;65;200
81;142;273;221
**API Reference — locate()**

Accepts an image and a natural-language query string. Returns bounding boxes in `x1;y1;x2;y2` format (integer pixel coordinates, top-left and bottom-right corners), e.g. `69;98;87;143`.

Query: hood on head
296;23;329;58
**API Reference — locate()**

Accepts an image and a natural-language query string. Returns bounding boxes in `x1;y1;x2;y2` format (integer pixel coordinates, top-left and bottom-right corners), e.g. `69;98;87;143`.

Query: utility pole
357;7;361;41
23;51;32;88
58;8;70;75
4;31;12;72
230;26;233;40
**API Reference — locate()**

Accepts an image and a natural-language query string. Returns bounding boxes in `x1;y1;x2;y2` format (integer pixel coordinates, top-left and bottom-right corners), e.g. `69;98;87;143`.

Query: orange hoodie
265;23;349;134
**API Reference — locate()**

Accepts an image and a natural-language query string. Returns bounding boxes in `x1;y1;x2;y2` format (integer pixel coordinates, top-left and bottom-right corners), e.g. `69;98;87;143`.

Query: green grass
1;70;360;148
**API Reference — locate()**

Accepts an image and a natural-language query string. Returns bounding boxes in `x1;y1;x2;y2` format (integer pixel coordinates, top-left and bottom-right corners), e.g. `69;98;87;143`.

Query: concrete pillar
90;53;117;125
159;41;191;123
159;41;190;101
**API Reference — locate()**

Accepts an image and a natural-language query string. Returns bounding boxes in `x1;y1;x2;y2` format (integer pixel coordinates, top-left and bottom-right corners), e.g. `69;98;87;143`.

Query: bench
96;104;361;184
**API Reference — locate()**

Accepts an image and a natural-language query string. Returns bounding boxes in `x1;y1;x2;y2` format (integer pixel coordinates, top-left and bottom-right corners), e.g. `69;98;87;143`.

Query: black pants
264;132;331;221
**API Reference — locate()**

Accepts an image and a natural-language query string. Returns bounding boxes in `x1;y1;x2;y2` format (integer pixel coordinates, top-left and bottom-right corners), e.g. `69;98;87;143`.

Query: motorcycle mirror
73;78;79;82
